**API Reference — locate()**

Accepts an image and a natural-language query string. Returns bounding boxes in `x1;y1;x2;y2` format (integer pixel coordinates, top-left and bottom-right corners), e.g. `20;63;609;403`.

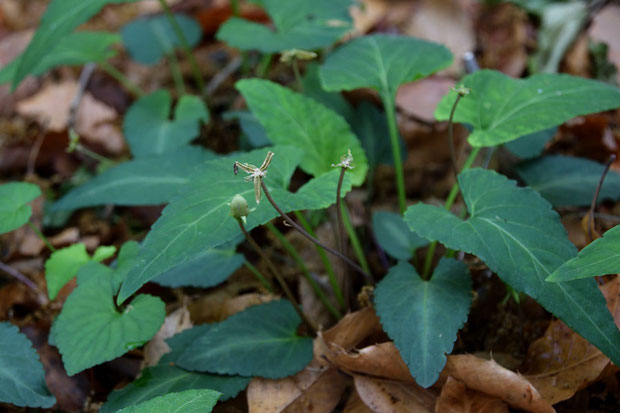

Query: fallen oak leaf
435;376;509;413
343;390;374;413
353;375;436;413
523;275;620;405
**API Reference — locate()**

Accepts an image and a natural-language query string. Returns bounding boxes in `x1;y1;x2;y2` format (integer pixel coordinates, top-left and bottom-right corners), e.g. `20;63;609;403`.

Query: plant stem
292;59;303;91
340;206;371;275
586;154;616;240
265;222;342;318
157;0;206;94
28;221;55;252
0;261;48;305
75;143;114;165
335;167;350;306
294;211;345;308
421;147;481;278
167;52;186;95
238;220;316;334
243;260;273;292
99;62;144;98
447;93;464;180
383;96;407;213
230;0;240;15
262;181;374;284
256;53;273;77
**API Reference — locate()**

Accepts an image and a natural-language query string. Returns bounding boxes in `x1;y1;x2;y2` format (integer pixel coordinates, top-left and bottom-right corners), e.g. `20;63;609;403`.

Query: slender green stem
256;53;273;77
28;221;55;252
238;220;316;334
421;147;481;279
99;62;144;98
244;260;273;292
265;222;342;318
383;96;406;214
75;143;114;165
341;206;371;275
335;167;350;306
292;59;303;91
167;52;186;95
230;0;240;15
447;94;464;179
294;211;346;307
157;0;206;94
586;154;616;240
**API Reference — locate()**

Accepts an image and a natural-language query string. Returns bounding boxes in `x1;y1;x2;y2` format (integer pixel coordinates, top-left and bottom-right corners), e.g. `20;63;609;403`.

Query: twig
586;154;616;240
261;180;374;284
0;261;48;305
68;63;96;131
207;55;242;96
238;221;316;335
26;122;47;177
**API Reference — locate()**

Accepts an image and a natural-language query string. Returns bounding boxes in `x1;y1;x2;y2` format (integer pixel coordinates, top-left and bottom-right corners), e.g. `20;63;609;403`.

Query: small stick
586;154;616;240
0;261;48;305
238;221;316;335
335;167;349;305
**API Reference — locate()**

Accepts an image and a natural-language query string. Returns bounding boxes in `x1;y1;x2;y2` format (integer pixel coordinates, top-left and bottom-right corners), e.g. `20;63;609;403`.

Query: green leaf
434;70;620;147
177;300;313;378
124;91;209;158
352;101;405;169
0;182;41;235
101;326;248;413
301;63;355;123
11;0;137;88
319;34;452;102
45;243;117;300
547;226;620;282
236;78;368;185
374;258;471;387
216;0;353;53
153;246;244;288
504;127;556;159
117;146;352;304
53;147;215;210
405;168;620;366
373;211;428;260
224;111;271;149
515;155;620;207
0;322;56;408
116;389;220;413
51;261;165;375
121;13;202;65
0;31;120;84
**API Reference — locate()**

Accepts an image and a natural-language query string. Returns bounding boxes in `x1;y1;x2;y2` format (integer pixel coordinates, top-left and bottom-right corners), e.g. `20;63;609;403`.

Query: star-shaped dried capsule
234;151;274;205
331;149;354;170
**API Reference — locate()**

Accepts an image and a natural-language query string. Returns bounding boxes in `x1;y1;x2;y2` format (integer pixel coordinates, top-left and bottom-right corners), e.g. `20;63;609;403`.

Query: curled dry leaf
435;376;509;413
188;292;277;324
322;306;381;350
343;390;374;413
444;355;554;413
143;305;192;366
396;77;454;124
350;0;389;36
353;375;436;413
523;275;620;405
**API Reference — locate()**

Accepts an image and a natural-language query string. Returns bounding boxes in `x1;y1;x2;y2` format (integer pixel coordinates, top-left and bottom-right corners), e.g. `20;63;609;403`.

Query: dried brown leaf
353;375;436;413
523;276;620;405
350;0;389;36
396;77;454;124
322;306;381;350
188;292;277;324
143;306;192;366
435;377;509;413
343;390;375;413
589;5;620;85
444;355;554;413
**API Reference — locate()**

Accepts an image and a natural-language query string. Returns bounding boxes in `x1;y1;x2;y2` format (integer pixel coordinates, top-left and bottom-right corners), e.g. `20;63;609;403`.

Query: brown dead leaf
523;276;620;405
143;306;192;366
444;355;554;413
562;34;590;78
322;306;381;350
350;0;389;36
396;77;455;124
343;391;375;413
188;292;277;324
589;5;620;85
353;375;436;413
435;376;509;413
404;0;475;75
16;81;124;154
49;227;80;247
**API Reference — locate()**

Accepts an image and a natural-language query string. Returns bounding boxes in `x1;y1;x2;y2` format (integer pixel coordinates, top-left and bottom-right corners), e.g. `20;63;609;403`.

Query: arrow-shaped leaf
405;168;620;366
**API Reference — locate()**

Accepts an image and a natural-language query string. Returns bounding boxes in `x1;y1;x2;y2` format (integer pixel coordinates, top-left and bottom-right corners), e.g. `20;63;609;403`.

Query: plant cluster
1;0;620;411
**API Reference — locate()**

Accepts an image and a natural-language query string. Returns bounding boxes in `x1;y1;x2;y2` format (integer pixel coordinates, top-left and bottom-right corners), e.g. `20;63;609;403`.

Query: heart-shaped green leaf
11;0;138;88
547;226;620;282
124;91;209;158
435;70;620;147
121;14;202;65
515;155;620;207
117;146;352;304
45;243;117;300
216;0;353;53
116;389;220;413
301;63;355;123
503;127;556;159
374;258;471;387
0;322;56;408
236;79;368;185
177;300;313;378
405;168;620;366
51;260;165;376
153;246;244;288
0;31;119;85
53;147;215;210
101;325;248;413
319;34;452;101
373;211;428;260
0;182;41;235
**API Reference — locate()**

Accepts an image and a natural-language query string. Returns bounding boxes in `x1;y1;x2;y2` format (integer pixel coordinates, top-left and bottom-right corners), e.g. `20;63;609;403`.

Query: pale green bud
230;194;250;224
